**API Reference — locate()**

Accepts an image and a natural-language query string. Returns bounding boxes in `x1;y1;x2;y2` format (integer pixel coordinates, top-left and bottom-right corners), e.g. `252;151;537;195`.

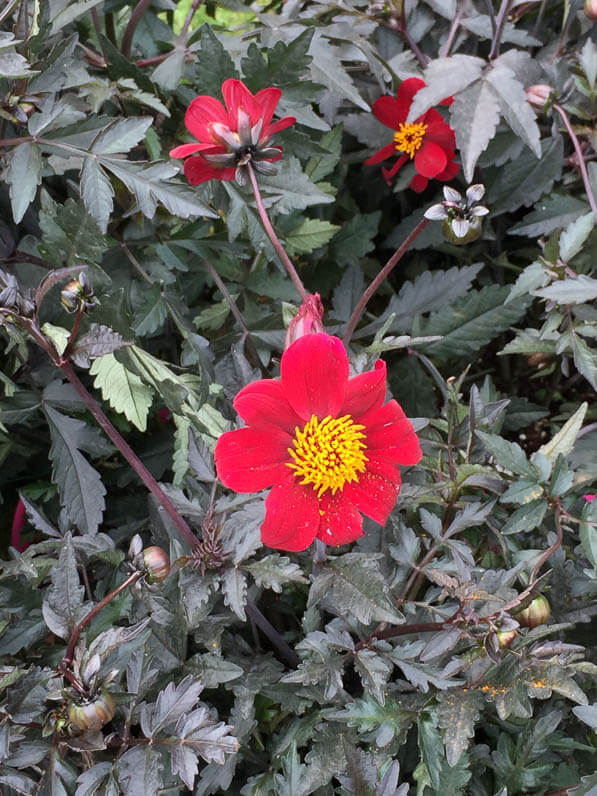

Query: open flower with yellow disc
365;77;458;192
215;334;422;551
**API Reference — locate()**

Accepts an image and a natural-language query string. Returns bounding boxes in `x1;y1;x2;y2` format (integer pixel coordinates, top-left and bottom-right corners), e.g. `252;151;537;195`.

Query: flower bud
68;691;115;731
515;595;551;629
585;0;597;19
284;293;325;349
142;546;170;583
525;84;552;112
496;630;517;648
60;272;96;314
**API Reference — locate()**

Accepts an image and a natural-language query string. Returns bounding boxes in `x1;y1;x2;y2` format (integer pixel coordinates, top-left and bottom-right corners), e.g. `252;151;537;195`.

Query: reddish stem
554;103;597;224
342;217;429;345
61;571;142;666
247;164;308;302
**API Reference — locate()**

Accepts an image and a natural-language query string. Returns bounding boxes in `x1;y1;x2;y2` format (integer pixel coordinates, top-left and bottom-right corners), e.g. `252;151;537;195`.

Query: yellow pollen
287;414;368;497
393;121;428;159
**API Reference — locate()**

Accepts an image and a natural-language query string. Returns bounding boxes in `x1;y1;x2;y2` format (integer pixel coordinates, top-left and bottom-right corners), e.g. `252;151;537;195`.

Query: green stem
247;163;308;303
342;218;429;346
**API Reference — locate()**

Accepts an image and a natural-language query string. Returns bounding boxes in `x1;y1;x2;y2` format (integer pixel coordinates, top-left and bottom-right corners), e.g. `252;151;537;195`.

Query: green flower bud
142;546;170;583
515;595;551;629
496;630;517;649
68;691;115;731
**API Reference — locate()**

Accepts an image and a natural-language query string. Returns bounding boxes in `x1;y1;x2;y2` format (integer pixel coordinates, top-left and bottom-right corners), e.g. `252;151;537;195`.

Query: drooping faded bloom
169;78;296;186
215;334;422;551
365;77;458;192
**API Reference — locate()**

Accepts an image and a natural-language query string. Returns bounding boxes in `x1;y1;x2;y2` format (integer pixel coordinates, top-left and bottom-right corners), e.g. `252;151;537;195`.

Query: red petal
382;153;409;182
185;96;228;142
342;464;400;525
371;95;404;129
316;492;363;546
281;334;349;421
364;142;397;166
265;116;296;137
222;79;259;126
341;360;387;419
424;118;456;151
183;157;235;185
261;473;319;551
395;77;426;118
169;142;217;158
437;158;459;181
361;400;422;465
253;86;282;128
414;140;448;178
233;379;304;434
215;427;291;492
409;173;428;192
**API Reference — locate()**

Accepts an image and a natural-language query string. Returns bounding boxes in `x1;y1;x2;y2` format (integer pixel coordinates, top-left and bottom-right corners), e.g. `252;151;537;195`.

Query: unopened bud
526;84;553;112
284;293;325;349
142;546;170;583
585;0;597;19
496;629;517;648
68;691;115;731
515;595;551;629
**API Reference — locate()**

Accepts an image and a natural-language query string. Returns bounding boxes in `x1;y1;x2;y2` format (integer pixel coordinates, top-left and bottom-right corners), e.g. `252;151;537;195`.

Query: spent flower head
424;184;489;244
170;78;296;187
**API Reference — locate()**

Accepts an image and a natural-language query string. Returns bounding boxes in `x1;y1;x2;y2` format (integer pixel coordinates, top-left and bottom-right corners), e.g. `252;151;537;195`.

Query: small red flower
365;77;459;192
170;78;296;186
215;334;422;552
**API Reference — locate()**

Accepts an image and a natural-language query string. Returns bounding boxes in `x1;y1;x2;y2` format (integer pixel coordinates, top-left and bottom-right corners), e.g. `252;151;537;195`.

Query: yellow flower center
287;414;368;497
393;121;428;159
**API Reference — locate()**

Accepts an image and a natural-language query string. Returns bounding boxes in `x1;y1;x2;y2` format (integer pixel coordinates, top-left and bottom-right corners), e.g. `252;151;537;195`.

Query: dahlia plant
0;2;596;795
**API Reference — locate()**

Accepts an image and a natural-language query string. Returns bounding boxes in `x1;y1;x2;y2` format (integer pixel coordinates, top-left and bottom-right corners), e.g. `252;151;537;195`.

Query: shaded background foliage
0;0;596;793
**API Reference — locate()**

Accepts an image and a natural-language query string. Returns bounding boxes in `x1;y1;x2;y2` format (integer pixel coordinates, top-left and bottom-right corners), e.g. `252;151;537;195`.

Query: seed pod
68;691;115;731
515;595;551;629
442;216;483;245
142;546;170;583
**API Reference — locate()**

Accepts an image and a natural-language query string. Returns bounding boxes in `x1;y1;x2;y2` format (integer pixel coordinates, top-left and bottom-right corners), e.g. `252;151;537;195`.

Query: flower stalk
342;217;429;345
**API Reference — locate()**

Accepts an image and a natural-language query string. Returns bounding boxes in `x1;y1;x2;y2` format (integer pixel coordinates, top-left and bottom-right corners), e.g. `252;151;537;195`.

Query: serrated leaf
286;218;339;255
522;664;588;705
572;703;597;729
329;211;381;268
90;353;153;432
194;25;237;96
243;555;307;592
533;274;597;304
310;44;369;110
309;554;404;625
408;55;485;120
259;157;334;214
99;159;217;220
117;745;163;796
488;135;564;215
437;689;483;766
133;283;168;336
486;63;541;157
510;194;590;237
142;676;204;736
72;324;125;369
90;118;152;155
221;568;248;620
44;405;106;534
6;143;42;224
151;47;186;92
354;649;393;705
49;0;105;33
450;78;501;183
501;499;548;534
475;430;537;478
75;762;113;796
537;402;588;461
420;285;530;359
569;332;597;390
42;323;69;356
558;212;595;261
80;159;114;234
171;707;238;787
39;195;107;269
41;532;85;639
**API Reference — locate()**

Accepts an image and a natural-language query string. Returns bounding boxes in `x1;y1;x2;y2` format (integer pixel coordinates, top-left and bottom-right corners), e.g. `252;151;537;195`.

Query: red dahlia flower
169;78;296;186
365;77;459;192
215;334;422;552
